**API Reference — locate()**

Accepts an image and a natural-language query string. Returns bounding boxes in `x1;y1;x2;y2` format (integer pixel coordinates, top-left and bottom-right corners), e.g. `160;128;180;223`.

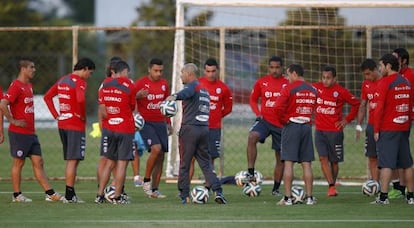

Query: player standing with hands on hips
165;63;227;204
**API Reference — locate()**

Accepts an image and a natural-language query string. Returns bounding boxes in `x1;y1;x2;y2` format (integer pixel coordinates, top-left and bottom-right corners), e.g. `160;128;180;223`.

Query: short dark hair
149;58;163;68
380;53;399;72
114;60;130;74
74;57;95;71
18;58;34;70
106;57;122;77
287;64;304;76
360;58;377;71
323;65;336;77
204;58;218;68
269;56;283;65
393;47;410;65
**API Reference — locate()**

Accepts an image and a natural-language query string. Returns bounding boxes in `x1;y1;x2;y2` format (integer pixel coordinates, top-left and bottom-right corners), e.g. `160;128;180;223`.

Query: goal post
167;0;414;180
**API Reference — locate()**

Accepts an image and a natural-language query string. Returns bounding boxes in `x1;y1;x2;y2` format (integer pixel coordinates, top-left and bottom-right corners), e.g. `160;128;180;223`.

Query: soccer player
372;53;414;205
0;58;63;203
165;63;227;204
313;65;360;197
189;58;233;180
135;58;172;198
95;60;136;204
0;86;4;144
44;57;95;203
247;56;288;195
275;64;317;206
355;59;382;182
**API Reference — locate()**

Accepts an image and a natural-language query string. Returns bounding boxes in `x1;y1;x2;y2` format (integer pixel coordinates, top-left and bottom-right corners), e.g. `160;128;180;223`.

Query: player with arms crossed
372;54;414;205
275;64;318;206
135;58;172;198
313;65;360;197
44;57;95;203
166;63;227;204
247;56;288;195
355;59;382;182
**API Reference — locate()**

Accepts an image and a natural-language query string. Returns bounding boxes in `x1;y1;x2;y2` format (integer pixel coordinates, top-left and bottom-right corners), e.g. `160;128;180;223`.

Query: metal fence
0;25;413;181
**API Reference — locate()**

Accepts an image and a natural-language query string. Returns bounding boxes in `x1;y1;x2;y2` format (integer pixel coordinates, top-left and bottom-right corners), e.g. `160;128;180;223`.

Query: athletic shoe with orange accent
327;186;338;197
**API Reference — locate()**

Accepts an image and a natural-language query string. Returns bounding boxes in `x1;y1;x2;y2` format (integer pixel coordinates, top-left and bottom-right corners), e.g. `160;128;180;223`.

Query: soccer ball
104;185;116;202
159;100;178;117
362;180;380;196
133;113;145;130
234;170;248;187
254;170;264;185
291;185;305;204
191;186;209;204
243;182;262;197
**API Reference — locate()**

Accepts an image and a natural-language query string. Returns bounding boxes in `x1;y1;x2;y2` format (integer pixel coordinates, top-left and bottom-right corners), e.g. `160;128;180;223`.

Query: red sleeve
43;83;59;119
221;84;233;118
274;87;289;125
373;81;386;133
249;80;261;116
342;87;360;123
76;84;86;120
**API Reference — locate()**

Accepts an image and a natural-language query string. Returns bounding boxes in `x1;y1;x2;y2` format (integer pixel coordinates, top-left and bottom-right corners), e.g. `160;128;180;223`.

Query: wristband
355;125;363;132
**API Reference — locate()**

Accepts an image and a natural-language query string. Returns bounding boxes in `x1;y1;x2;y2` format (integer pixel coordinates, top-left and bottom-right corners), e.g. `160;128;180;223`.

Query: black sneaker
95;195;105;204
215;192;227;204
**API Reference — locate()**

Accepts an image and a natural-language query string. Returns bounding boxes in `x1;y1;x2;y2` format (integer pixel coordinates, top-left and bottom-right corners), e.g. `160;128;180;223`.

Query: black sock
144;178;151;182
45;189;55;196
248;168;255;176
273;181;280;191
152;188;158;192
392;181;401;190
13;192;22;198
329;183;335;187
66;186;75;199
398;185;406;195
407;192;413;199
122;185;125;194
284;195;290;201
380;192;388;201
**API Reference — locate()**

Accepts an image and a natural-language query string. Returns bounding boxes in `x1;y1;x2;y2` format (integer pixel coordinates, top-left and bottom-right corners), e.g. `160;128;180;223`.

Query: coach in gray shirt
166;63;227;204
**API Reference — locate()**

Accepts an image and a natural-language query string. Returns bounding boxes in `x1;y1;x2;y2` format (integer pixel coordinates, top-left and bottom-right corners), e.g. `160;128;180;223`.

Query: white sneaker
45;192;65;202
305;196;317;205
370;196;389;205
133;175;143;187
143;182;152;196
277;197;293;206
12;194;32;203
407;197;414;205
150;190;166;198
63;195;85;203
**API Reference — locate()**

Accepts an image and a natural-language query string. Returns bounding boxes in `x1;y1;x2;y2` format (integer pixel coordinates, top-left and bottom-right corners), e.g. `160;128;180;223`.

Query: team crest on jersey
162;85;166;91
216;88;222;94
333;91;339;98
17;150;23;157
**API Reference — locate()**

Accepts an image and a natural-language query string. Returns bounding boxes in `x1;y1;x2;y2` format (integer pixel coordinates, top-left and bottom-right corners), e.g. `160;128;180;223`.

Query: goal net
167;0;414;181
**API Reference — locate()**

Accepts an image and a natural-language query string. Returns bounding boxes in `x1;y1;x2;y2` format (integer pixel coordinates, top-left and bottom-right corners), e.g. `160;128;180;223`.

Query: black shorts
249;118;282;152
140;121;169;153
100;128;134;161
377;131;413;169
281;122;314;163
315;130;344;162
59;129;85;160
364;124;377;158
8;131;41;158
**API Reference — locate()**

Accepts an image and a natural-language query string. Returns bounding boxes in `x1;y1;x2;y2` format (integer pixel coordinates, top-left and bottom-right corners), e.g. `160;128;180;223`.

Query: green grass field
0;180;413;228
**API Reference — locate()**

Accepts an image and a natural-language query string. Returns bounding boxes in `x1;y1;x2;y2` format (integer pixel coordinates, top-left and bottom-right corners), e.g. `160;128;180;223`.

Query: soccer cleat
406;197;414;205
95;195;105;204
271;189;281;196
150;190;167;199
181;196;190;204
245;173;257;184
142;182;152;196
305;196;317;205
388;189;403;199
277;197;293;206
12;194;32;203
63;195;85;203
214;192;227;204
327;186;338;197
111;195;129;205
133;175;143;187
45;192;65;202
370;196;390;205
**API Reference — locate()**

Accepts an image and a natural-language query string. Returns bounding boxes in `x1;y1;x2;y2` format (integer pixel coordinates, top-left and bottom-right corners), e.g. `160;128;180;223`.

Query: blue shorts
249;118;282;152
281;122;314;163
208;128;221;159
314;130;344;163
364;124;377;158
140;121;169;153
58;129;85;160
376;131;413;169
100;128;134;161
8;131;41;158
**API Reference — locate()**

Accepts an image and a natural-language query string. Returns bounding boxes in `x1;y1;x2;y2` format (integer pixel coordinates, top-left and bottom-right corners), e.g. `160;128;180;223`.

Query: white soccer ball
243;182;262;197
134;113;145;130
362;180;380;197
291;185;305;204
159;100;178;117
191;186;209;204
234;170;248;187
104;185;116;202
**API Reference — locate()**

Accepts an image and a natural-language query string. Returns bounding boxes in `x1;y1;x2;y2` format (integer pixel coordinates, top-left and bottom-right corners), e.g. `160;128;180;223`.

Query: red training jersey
4;80;35;134
373;73;413;133
199;76;233;129
275;80;317;125
250;75;288;127
98;77;136;134
360;79;380;125
313;82;360;131
44;74;87;131
135;76;170;122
